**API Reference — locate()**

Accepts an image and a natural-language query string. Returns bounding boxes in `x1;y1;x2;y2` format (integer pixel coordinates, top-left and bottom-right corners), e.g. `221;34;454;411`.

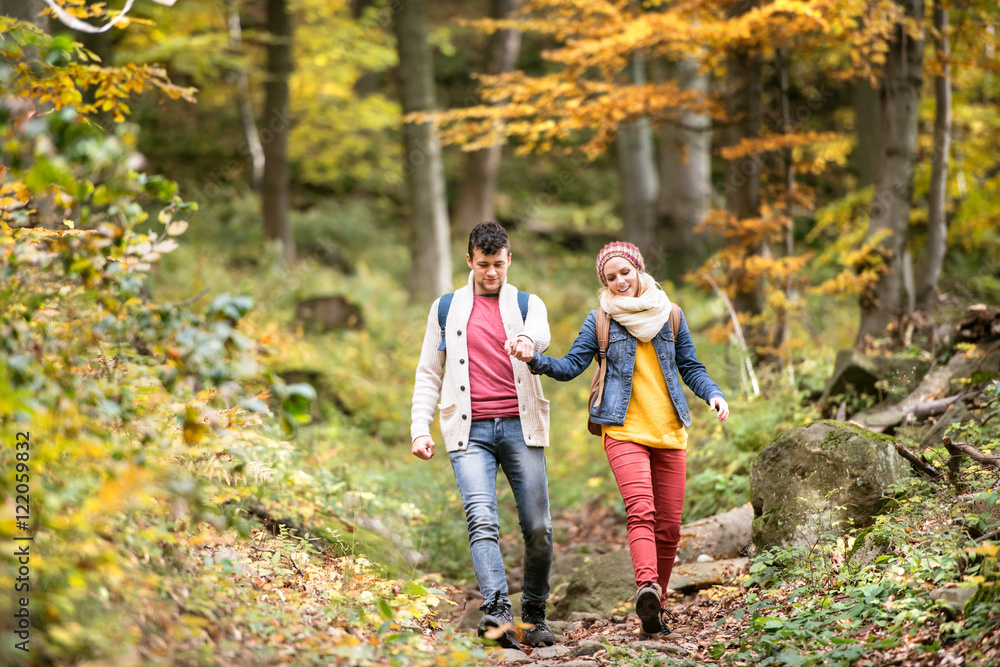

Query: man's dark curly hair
468;221;510;257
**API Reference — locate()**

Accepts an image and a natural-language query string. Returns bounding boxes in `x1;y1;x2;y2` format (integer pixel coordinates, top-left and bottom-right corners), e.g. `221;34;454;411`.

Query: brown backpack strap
596;308;611;356
591;309;611;411
669;305;681;340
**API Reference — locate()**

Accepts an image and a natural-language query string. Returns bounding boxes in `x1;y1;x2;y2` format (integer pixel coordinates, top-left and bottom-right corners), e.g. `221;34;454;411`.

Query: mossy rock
820;349;930;406
847;527;893;568
549;550;635;621
953;494;1000;539
749;420;910;551
964;552;1000;615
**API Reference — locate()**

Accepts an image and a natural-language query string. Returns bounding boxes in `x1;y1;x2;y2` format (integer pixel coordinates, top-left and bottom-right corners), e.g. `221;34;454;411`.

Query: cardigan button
460;385;466;391
462;414;468;420
458;441;463;447
459;359;465;364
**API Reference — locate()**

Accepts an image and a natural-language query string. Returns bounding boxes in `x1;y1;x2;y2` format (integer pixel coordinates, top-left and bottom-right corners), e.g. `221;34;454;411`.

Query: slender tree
616;54;658;255
723;3;766;344
916;0;951;312
229;0;265;190
0;0;48;28
857;0;926;343
262;0;296;264
394;0;451;299
852;80;882;188
771;47;795;367
652;57;711;279
453;0;522;232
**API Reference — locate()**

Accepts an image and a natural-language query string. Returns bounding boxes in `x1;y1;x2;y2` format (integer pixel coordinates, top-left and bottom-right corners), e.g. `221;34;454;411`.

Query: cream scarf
599;272;673;342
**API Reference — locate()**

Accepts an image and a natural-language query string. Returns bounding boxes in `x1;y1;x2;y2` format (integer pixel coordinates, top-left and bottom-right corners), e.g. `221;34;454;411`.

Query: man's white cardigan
411;272;551;453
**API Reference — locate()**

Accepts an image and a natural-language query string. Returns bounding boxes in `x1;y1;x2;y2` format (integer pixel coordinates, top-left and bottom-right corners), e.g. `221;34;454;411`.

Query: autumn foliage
0;18;460;665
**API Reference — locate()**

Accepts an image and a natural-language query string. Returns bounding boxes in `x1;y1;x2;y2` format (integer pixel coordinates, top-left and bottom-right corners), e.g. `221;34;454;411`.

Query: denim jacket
527;308;724;428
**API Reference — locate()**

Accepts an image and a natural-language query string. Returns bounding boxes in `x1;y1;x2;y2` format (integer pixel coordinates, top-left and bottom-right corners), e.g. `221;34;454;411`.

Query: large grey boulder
550;549;750;621
669;558;749;592
676;503;753;563
749;421;910;550
820;349;930;407
550;550;634;621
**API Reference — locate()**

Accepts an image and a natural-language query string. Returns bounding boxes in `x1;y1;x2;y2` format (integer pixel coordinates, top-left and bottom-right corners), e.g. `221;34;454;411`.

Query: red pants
604;435;687;602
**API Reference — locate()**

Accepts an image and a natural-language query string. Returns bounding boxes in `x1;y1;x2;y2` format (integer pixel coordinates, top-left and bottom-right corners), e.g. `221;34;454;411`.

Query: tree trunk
652;57;711;280
677;504;753;563
262;0;296;264
1;0;49;31
916;0;951;312
229;0;265;190
724;38;765;341
857;0;925;343
452;0;522;233
350;0;380;96
393;0;451;299
615;54;658;256
852;80;882;188
771;47;795;369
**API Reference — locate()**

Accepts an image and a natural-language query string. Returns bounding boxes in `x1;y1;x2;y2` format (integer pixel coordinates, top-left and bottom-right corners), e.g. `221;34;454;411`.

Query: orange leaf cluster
430;0;902;154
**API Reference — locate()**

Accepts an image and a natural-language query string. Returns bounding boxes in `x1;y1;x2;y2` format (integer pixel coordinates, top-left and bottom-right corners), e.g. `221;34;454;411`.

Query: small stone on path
493;648;532;664
530;644;572;660
642;640;689;656
571;640;603;657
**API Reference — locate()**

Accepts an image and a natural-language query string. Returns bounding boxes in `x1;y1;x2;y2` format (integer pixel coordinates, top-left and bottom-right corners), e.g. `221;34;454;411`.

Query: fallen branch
892;441;944;479
701;273;760;397
975;526;1000;544
175;286;210;309
910;393;965;421
942;436;1000;471
241;502;327;551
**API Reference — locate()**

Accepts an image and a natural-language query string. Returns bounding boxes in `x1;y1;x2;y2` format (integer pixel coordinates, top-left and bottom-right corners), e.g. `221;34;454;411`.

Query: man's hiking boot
478;597;521;650
635;582;663;637
521;601;556;647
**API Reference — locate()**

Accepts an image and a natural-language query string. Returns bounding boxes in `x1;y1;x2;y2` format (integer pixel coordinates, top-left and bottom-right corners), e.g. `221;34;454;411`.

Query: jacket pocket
607;333;627;362
524;398;549;447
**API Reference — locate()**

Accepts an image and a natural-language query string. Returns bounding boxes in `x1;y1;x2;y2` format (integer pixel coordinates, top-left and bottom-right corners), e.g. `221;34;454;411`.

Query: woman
506;242;729;636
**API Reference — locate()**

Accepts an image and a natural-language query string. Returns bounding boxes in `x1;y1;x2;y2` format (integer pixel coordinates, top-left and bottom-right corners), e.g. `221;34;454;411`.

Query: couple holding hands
411;222;729;650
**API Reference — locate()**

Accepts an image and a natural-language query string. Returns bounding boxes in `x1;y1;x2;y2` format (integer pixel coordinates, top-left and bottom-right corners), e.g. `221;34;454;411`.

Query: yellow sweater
604;340;687;449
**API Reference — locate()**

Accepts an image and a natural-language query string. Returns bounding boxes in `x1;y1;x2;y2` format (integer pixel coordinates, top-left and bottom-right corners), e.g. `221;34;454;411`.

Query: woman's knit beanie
596;242;645;285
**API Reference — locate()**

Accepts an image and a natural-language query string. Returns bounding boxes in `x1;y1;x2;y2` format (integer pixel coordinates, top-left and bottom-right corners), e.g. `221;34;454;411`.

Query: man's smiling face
467;247;511;295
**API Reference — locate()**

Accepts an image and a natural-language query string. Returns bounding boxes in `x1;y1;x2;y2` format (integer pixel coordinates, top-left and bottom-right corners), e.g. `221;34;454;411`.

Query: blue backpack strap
436;292;454;352
436;291;529;352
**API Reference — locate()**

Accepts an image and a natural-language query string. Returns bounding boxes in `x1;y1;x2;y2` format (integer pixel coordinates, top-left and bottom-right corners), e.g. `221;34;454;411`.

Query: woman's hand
504;336;535;363
710;397;729;423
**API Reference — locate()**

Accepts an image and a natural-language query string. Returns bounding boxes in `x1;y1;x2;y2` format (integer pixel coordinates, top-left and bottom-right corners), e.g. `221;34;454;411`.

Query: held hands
504;336;535;363
710;397;730;423
412;435;435;460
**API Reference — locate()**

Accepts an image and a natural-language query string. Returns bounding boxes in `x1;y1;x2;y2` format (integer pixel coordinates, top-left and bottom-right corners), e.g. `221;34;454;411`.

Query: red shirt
467;294;520;420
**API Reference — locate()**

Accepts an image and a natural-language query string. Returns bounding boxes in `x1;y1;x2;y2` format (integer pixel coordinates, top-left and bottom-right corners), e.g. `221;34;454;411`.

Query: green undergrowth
635;385;1000;667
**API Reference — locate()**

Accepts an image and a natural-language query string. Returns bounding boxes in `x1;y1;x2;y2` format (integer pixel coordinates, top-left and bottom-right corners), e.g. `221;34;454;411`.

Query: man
411;221;556;650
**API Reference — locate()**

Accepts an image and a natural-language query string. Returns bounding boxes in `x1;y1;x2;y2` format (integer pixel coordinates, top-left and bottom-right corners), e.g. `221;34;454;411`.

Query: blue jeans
449;417;552;609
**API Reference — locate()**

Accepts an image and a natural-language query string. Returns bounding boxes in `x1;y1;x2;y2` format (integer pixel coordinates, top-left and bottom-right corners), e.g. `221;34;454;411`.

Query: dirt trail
436;500;746;665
